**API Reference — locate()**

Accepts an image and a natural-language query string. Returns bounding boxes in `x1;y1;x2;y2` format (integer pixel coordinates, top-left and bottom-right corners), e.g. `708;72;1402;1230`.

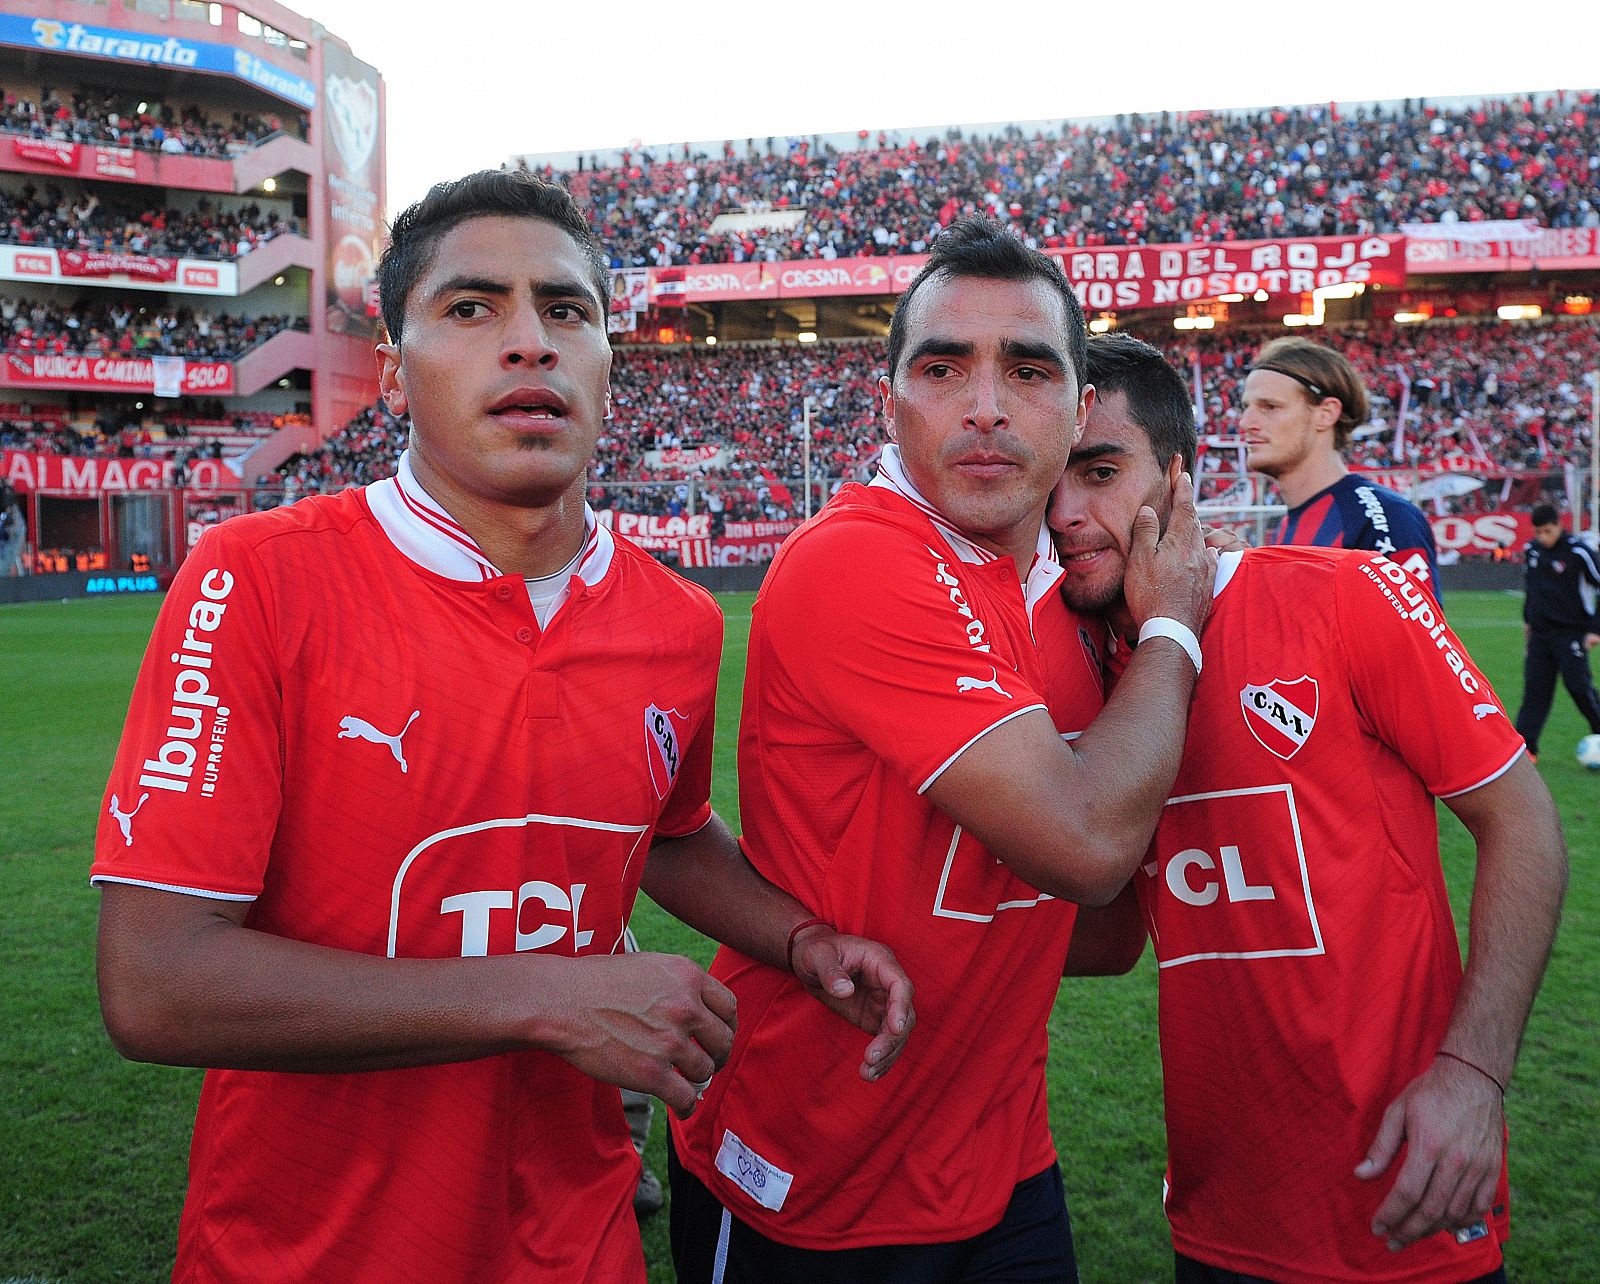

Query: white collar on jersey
868;442;1063;615
365;449;615;587
1105;549;1244;662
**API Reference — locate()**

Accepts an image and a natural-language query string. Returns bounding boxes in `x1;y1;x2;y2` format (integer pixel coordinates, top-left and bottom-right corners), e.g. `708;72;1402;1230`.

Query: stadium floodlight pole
803;395;816;520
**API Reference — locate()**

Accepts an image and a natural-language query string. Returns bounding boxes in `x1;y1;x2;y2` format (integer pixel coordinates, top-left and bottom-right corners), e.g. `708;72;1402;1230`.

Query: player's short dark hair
1085;333;1197;474
1531;502;1561;527
1250;336;1369;451
379;169;610;344
886;218;1087;388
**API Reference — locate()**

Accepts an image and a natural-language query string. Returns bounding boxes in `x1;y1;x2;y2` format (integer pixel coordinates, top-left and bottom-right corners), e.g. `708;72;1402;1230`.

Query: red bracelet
785;917;830;974
1436;1050;1506;1096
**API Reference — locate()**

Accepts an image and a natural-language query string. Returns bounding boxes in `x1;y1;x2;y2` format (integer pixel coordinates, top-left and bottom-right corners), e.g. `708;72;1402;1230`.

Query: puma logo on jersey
1473;703;1501;720
108;793;149;846
955;667;1011;698
338;710;420;773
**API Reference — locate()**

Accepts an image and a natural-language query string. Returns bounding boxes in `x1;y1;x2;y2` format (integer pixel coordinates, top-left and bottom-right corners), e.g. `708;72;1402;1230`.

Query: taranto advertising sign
0;14;316;108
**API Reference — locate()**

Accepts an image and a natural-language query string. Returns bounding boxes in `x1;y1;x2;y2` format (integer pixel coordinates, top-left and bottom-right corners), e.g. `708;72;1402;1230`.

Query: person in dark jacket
1513;503;1600;757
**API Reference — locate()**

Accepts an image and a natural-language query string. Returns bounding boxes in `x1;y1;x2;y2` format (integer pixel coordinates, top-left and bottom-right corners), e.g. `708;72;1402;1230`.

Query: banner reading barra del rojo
2;352;234;394
650;234;1405;310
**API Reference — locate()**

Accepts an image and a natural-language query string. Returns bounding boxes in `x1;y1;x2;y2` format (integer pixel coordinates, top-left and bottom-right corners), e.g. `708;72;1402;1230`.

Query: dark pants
1175;1250;1508;1283
1514;628;1600;754
669;1138;1078;1284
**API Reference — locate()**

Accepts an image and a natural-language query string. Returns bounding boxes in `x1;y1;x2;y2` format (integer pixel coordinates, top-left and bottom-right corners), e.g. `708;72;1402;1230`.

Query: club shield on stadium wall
322;43;384;337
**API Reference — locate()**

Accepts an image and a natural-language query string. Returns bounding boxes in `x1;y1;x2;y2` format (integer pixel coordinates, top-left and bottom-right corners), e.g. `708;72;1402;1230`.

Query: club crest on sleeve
1240;676;1319;760
644;704;689;799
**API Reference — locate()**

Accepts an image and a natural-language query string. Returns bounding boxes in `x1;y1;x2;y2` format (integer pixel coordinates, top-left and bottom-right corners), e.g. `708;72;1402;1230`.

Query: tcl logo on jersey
387;814;651;958
930;823;1054;922
1143;785;1326;968
644;704;689;799
1239;676;1318;760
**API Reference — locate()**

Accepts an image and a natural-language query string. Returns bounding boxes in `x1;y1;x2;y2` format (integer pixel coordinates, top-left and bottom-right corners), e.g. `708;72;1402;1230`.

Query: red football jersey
1138;547;1522;1283
93;457;722;1283
672;451;1107;1249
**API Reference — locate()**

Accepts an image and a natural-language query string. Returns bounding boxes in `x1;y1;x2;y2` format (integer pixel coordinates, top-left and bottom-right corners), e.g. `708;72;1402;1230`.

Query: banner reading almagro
4;449;240;494
323;42;384;337
2;353;234;395
652;234;1405;310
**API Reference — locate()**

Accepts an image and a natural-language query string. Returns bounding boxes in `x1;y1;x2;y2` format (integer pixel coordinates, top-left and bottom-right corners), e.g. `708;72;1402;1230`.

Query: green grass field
2;591;1595;1282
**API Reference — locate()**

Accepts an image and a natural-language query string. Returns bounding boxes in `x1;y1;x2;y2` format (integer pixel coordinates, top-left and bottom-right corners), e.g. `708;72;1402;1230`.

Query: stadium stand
273;317;1600;523
0;183;301;258
1;82;307;156
526;93;1600;266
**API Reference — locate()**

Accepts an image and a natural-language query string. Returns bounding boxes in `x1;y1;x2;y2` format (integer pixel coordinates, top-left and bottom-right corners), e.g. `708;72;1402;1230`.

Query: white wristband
1138;616;1202;674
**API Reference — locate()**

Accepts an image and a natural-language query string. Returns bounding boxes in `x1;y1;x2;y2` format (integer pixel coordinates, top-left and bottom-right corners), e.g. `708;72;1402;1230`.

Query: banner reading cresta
645;234;1405;310
2;353;234;395
0;15;316;109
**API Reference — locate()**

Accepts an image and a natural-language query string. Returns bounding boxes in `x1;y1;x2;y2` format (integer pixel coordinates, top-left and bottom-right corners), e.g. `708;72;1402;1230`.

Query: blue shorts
668;1139;1079;1283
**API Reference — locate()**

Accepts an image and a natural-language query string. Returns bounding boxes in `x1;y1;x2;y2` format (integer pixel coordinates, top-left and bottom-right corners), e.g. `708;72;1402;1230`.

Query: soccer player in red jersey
1052;334;1567;1284
1243;337;1441;594
92;171;914;1284
669;220;1217;1282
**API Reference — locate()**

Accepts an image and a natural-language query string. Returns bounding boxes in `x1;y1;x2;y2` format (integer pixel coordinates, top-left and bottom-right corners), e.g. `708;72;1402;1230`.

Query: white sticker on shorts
714;1128;794;1213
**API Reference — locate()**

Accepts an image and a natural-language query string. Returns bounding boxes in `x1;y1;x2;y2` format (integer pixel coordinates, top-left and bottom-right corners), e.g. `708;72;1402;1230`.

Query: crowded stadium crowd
0;296;303;360
0;182;301;259
530;93;1600;266
1;82;306;157
265;317;1599;524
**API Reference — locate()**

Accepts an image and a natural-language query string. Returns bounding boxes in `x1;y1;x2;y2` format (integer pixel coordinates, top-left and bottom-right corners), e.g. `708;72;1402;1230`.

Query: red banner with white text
1404;224;1600;273
3;449;241;494
2;353;235;395
57;249;178;282
651;235;1404;311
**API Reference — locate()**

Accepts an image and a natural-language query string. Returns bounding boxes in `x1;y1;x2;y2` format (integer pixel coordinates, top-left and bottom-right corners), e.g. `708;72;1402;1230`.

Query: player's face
881;273;1089;565
1049;388;1180;614
1239;369;1333;478
377;216;611;514
1534;522;1562;548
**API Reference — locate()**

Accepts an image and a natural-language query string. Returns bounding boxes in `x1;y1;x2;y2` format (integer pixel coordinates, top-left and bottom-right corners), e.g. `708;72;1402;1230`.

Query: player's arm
1061;881;1147;976
927;471;1212;906
1357;755;1566;1249
641;815;914;1082
96;883;738;1114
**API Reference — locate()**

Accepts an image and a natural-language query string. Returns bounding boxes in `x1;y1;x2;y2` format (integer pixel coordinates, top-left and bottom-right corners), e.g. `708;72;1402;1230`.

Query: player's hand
1354;1054;1505;1251
542;952;737;1118
789;925;916;1082
1584;632;1599;651
1202;524;1249;554
1123;467;1214;635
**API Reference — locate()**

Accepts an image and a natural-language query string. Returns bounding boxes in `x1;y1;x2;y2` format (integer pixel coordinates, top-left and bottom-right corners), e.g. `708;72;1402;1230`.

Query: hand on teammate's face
1122;468;1215;635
